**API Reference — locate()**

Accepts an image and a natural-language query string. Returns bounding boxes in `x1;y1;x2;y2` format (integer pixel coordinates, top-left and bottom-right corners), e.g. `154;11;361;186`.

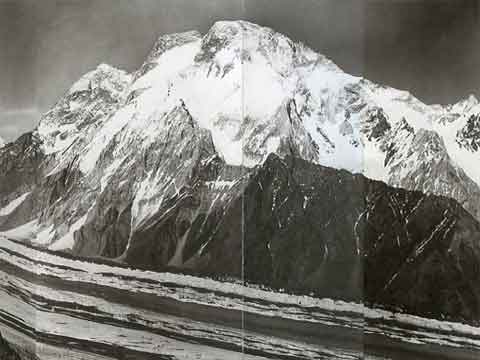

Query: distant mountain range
0;21;479;323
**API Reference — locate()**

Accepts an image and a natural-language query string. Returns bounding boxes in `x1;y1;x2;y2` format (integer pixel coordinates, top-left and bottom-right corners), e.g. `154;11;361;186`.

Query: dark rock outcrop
457;113;480;152
0;333;21;360
193;155;480;323
0;133;44;231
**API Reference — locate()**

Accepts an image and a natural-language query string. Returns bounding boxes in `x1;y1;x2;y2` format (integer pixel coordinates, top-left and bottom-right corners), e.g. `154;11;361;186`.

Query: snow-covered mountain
0;136;5;148
1;21;480;320
1;18;479;248
30;21;480;221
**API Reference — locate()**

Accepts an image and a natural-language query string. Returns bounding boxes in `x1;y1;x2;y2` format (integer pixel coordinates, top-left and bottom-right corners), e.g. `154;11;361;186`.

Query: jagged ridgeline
0;21;479;323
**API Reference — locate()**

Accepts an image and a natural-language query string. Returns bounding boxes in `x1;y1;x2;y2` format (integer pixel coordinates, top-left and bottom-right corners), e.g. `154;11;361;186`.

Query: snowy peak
196;20;243;57
39;63;131;129
136;30;202;80
67;63;131;99
37;63;131;161
196;20;335;77
148;30;202;62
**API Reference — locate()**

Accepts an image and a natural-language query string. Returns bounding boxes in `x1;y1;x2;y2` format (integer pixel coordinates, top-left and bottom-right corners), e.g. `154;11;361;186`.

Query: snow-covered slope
1;20;480;250
0;136;5;148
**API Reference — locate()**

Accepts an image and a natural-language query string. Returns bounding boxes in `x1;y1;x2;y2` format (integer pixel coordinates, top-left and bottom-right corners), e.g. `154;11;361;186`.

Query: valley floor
0;236;479;360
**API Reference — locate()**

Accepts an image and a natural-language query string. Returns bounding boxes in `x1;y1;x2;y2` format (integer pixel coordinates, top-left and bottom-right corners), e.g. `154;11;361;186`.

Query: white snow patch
79;105;134;173
49;213;88;251
205;180;236;190
434;114;480;187
0;192;30;216
35;224;55;246
0;220;39;241
363;140;388;181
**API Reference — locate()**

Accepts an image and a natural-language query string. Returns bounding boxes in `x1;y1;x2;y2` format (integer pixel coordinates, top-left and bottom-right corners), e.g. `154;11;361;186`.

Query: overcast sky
1;0;479;141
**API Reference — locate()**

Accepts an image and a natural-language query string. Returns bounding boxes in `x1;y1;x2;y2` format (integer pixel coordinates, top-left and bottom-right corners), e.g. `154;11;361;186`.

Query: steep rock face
0;64;132;245
219;155;480;322
0;133;44;204
0;133;44;231
72;102;248;262
384;123;480;221
362;181;480;323
124;156;249;273
457;113;480;152
362;107;391;142
80;150;480;323
240;155;365;300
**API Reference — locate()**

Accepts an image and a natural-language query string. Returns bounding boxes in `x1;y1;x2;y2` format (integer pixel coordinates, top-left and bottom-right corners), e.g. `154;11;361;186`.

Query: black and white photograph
0;0;479;359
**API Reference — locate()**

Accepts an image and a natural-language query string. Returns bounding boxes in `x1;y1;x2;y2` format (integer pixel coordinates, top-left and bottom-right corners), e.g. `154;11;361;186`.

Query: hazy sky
1;0;479;141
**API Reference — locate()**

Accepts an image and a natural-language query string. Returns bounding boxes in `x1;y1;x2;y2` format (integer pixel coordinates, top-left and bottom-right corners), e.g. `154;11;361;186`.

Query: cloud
0;107;41;142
